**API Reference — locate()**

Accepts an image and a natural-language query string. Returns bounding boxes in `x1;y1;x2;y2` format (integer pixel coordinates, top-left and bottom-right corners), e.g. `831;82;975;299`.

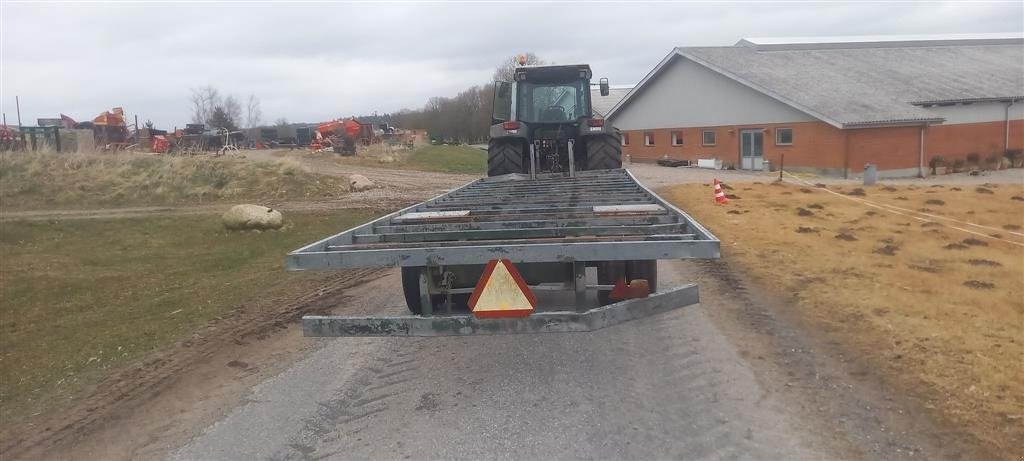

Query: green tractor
488;64;621;177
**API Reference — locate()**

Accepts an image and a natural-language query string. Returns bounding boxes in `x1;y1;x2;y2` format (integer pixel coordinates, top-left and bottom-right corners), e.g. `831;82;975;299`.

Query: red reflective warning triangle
468;259;537;319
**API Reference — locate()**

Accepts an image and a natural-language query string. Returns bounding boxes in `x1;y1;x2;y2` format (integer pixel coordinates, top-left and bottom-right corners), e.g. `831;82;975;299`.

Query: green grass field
0;209;380;420
404;145;486;174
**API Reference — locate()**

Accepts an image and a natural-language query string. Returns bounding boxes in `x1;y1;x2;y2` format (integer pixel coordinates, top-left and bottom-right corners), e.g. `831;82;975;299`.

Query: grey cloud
2;2;1021;129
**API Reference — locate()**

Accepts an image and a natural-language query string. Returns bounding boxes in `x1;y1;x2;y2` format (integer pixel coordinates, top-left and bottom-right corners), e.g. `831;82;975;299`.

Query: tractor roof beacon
287;63;721;337
488;64;621;177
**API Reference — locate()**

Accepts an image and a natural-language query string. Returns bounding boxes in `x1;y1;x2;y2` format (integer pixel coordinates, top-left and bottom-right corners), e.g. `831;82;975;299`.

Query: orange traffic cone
714;178;729;205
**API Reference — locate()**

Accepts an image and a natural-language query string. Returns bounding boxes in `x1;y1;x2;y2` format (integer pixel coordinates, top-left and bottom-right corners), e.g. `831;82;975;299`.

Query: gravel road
172;262;823;460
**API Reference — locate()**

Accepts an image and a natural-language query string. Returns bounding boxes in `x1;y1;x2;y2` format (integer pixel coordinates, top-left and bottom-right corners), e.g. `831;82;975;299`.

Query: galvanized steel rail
288;169;719;270
303;283;700;337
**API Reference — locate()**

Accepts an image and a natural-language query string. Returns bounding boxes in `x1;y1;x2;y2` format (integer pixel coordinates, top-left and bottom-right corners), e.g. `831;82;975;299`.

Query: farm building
591;87;633;118
606;35;1024;177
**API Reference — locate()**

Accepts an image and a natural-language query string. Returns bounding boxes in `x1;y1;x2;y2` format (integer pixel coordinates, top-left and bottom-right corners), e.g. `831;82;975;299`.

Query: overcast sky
2;1;1022;129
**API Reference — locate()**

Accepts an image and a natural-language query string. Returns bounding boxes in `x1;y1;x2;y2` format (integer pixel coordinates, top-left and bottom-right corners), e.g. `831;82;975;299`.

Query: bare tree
222;95;243;129
189;86;221;125
492;53;545;82
275;117;289;127
245;94;263;128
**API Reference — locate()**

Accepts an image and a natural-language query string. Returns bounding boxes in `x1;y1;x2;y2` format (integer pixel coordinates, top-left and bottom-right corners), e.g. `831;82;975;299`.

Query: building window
671;131;683;146
776;128;793;145
702;129;716;146
644;132;654;146
622;132;630;146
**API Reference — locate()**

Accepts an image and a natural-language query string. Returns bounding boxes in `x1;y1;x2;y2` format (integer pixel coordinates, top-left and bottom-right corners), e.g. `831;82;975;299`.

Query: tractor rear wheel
586;134;622;171
487;139;524;176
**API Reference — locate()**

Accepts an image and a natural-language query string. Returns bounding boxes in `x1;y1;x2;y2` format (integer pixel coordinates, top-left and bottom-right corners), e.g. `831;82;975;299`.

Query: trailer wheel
401;267;426;315
585;134;622;171
596;261;626;306
596;261;658;305
400;267;470;315
626;260;658;293
487;139;524;176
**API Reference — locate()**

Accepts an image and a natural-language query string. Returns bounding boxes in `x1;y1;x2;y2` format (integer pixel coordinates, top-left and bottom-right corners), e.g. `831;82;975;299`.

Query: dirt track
4;158;1009;460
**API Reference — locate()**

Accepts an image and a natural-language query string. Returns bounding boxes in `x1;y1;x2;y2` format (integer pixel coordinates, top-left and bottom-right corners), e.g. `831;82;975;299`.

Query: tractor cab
488;63;619;177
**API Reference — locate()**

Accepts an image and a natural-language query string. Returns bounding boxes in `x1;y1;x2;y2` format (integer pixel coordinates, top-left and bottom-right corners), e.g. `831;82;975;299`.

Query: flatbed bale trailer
288;168;720;337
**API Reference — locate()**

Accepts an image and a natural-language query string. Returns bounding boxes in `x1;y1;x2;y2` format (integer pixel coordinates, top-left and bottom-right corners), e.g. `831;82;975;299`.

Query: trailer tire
487;139;524;176
626;260;658;293
586;134;622;171
401;267;426;315
596;261;626;306
401;267;470;315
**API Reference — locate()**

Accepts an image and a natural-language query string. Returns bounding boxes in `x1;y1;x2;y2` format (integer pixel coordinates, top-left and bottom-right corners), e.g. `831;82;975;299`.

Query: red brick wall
620;121;846;169
620;119;1023;172
845;126;922;171
924;119;1024;165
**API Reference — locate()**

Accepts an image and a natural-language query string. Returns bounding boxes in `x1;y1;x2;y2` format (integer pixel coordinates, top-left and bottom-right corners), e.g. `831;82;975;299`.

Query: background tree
275;117;289;127
207;106;237;131
246;94;263;128
222;96;243;130
189;86;221;125
492;52;544;82
371;54;547;143
144;119;155;130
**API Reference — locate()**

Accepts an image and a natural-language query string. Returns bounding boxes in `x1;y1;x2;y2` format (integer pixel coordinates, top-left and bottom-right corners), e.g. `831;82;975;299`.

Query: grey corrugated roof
591;87;632;117
610;39;1024;128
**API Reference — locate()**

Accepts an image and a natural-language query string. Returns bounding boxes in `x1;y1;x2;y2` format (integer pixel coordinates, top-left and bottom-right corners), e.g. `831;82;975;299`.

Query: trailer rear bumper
302;283;699;337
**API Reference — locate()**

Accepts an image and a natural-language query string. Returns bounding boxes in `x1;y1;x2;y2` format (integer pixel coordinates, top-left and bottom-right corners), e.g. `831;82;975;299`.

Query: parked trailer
288;168;720;336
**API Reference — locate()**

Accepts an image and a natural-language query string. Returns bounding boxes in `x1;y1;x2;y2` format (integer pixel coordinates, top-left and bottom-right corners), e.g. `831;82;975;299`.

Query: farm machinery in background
310;118;372;155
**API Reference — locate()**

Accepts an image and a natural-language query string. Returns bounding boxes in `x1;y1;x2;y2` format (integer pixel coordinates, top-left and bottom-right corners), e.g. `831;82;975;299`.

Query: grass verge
296;144;485;175
403;145;486;174
661;181;1023;457
0;151;349;210
0;209;380;422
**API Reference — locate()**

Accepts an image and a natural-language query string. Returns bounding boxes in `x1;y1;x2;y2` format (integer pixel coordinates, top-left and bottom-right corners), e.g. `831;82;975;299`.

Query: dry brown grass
0;150;348;210
662;180;1024;456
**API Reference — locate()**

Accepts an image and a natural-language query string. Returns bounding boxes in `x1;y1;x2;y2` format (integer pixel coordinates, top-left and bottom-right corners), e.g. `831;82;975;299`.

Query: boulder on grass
378;155;396;164
350;174;375;191
222;204;284;230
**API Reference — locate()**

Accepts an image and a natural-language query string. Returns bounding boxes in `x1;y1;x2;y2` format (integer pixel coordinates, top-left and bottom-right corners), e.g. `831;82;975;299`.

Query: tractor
488;63;621;177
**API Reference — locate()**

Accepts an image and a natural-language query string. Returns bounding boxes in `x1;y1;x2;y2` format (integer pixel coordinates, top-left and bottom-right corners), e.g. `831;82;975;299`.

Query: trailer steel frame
287;169;720;271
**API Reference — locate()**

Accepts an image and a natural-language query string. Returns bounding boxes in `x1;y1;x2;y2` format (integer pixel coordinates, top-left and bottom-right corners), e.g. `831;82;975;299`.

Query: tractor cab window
517;81;586;123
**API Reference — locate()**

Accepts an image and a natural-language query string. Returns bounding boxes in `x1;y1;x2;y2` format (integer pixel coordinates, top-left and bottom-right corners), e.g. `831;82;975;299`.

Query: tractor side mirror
599;78;610;97
492;81;513;123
